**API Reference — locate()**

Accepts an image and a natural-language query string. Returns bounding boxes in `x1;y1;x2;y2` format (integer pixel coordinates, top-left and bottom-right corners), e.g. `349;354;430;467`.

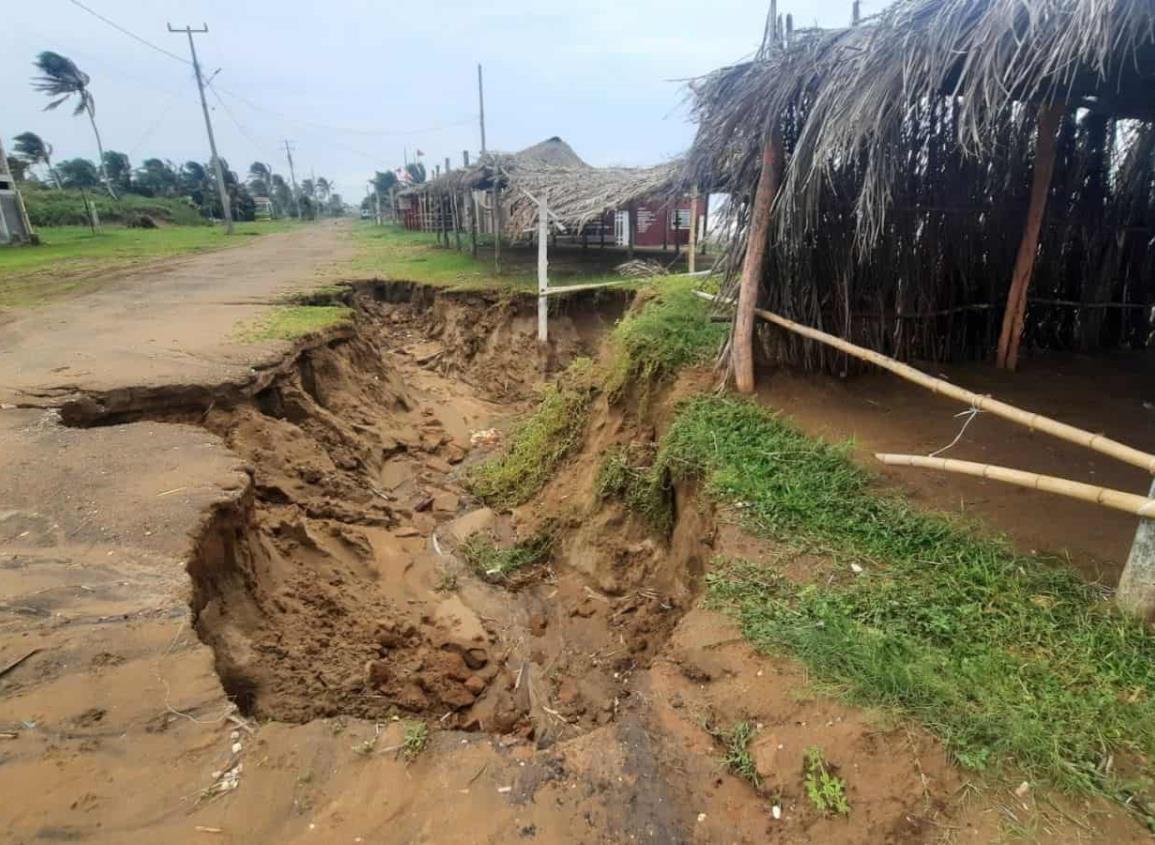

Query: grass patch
466;358;598;507
660;395;1155;811
804;747;850;816
22;185;207;227
344;224;636;293
458;529;555;582
402;721;429;762
0;221;295;308
711;720;761;788
604;274;725;397
236;305;352;342
595;443;672;532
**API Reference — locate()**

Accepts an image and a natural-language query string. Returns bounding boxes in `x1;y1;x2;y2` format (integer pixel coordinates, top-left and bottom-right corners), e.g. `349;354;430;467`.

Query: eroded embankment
59;282;713;743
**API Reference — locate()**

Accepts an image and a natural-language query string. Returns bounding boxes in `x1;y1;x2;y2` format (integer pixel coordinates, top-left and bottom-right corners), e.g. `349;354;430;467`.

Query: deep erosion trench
65;283;707;741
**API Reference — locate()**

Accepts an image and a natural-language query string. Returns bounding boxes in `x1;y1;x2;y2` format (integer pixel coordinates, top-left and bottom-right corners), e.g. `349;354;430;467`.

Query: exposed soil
3;281;1152;843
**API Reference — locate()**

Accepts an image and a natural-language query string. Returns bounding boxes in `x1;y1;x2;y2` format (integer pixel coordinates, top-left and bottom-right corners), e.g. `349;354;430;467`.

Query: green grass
804;747;850;816
603;274;726;397
0;221;295;308
595;443;672;532
466;358;599;507
345;223;636;293
402;721;429;762
21;185;206;227
657;395;1155;812
236;304;353;342
458;529;555;582
714;720;761;788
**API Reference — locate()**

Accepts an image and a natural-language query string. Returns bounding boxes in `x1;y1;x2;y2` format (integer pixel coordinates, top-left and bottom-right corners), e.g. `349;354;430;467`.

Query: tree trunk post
627;203;635;260
733;133;783;394
1118;478;1155;623
996;104;1062;370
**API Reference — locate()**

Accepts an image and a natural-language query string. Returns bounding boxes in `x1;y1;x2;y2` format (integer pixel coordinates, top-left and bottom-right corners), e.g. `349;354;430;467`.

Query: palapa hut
410;136;690;260
685;0;1155;386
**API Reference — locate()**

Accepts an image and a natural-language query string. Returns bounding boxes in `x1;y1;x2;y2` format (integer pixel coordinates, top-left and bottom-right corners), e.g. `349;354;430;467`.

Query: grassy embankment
0;220;296;309
469;274;1155;818
344;223;638;293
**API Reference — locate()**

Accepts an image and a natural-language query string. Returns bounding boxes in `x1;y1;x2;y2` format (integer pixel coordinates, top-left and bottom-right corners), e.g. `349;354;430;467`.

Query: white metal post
537;197;549;342
1118;477;1155;623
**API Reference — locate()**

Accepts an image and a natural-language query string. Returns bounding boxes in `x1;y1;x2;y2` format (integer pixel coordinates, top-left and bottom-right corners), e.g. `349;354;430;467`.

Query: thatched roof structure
417;136;681;232
687;0;1155;369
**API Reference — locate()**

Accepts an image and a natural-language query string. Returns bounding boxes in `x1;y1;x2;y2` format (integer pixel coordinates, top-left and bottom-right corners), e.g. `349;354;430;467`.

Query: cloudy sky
4;0;858;202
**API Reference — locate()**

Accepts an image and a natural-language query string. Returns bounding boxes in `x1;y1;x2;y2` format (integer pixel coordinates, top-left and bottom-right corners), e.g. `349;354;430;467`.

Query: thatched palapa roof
686;0;1155;368
417;136;680;231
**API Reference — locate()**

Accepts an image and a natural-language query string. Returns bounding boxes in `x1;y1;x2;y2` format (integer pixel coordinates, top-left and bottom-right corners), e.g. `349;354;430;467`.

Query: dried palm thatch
417;135;680;235
687;0;1155;371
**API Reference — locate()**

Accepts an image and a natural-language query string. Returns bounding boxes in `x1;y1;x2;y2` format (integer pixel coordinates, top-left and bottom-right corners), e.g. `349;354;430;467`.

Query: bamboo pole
996;104;1063;371
876;454;1155;518
734;133;783;394
537;196;549;342
694;291;1155;474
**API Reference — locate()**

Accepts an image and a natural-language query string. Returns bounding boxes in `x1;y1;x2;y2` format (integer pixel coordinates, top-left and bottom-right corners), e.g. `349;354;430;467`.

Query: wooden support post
996;103;1062;371
662;206;669;252
453;192;463;251
493;171;502;274
688;186;699;274
700;193;708;255
733;133;783;394
600;216;606;249
627;204;636;260
469;190;478;257
537;197;549;343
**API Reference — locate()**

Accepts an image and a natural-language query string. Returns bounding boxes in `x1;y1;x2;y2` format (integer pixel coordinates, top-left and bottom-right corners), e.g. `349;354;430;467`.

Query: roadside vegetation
346;224;636;293
21;184;205;227
466;357;599;507
0;222;294;309
662;396;1155;812
458;529;556;582
236;304;353;342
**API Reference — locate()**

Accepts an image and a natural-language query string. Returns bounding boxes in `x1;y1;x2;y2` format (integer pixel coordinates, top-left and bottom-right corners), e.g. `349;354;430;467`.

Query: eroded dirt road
1;238;1150;843
0;219;353;408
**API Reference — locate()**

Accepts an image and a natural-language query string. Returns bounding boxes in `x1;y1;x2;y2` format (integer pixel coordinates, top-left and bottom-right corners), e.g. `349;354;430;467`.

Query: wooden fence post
1118;479;1155;623
734;133;783;393
537;196;549;342
996;103;1062;370
688;186;699;274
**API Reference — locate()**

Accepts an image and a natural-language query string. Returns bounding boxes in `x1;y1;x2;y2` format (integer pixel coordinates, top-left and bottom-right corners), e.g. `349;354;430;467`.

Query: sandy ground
0;219;353;407
2;233;1154;843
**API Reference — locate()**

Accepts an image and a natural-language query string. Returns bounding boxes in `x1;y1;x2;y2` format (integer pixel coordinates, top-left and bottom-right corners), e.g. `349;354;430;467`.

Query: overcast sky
4;0;859;202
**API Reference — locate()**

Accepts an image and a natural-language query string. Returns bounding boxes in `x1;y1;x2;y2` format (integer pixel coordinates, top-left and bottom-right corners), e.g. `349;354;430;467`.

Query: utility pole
283;140;301;219
477;64;487;154
168;23;234;235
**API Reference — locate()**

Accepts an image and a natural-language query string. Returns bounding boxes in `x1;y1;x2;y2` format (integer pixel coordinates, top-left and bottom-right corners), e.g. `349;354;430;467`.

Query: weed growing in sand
402;721;429;761
663;395;1155;813
434;568;459;593
237;304;352;342
595;443;672;533
713;720;760;788
603;275;725;398
803;747;850;816
466;358;598;507
459;529;554;582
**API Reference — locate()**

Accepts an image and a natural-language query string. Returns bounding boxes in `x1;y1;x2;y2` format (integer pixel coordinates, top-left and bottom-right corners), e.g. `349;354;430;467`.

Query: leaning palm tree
31;51;116;198
13;131;61;188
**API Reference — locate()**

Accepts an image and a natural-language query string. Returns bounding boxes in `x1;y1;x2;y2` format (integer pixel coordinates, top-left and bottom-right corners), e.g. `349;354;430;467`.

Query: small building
0;150;34;245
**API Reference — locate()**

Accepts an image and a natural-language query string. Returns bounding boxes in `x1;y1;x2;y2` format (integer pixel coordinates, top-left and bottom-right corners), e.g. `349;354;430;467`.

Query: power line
65;0;191;65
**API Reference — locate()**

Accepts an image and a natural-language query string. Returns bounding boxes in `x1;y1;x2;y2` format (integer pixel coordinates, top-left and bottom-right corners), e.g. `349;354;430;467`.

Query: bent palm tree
31;51;116;198
13;131;61;188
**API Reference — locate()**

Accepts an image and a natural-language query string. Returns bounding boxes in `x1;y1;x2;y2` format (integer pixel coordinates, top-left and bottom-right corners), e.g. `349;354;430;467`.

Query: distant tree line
9;51;346;226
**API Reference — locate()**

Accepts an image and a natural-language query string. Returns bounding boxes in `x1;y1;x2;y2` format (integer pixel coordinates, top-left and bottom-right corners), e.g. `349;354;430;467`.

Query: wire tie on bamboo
928;403;983;459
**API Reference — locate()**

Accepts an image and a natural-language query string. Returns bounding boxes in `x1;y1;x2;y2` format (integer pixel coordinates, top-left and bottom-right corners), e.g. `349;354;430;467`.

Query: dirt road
0;219;353;407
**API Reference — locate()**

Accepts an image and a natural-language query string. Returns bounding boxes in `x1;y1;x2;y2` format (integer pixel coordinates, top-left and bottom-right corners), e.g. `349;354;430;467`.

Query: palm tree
31;51;116;198
13;131;61;188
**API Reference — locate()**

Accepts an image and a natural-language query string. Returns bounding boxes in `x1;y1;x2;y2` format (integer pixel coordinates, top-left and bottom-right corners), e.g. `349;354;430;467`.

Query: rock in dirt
425;456;453;475
444;507;496;545
464;675;487;695
432;492;460;513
